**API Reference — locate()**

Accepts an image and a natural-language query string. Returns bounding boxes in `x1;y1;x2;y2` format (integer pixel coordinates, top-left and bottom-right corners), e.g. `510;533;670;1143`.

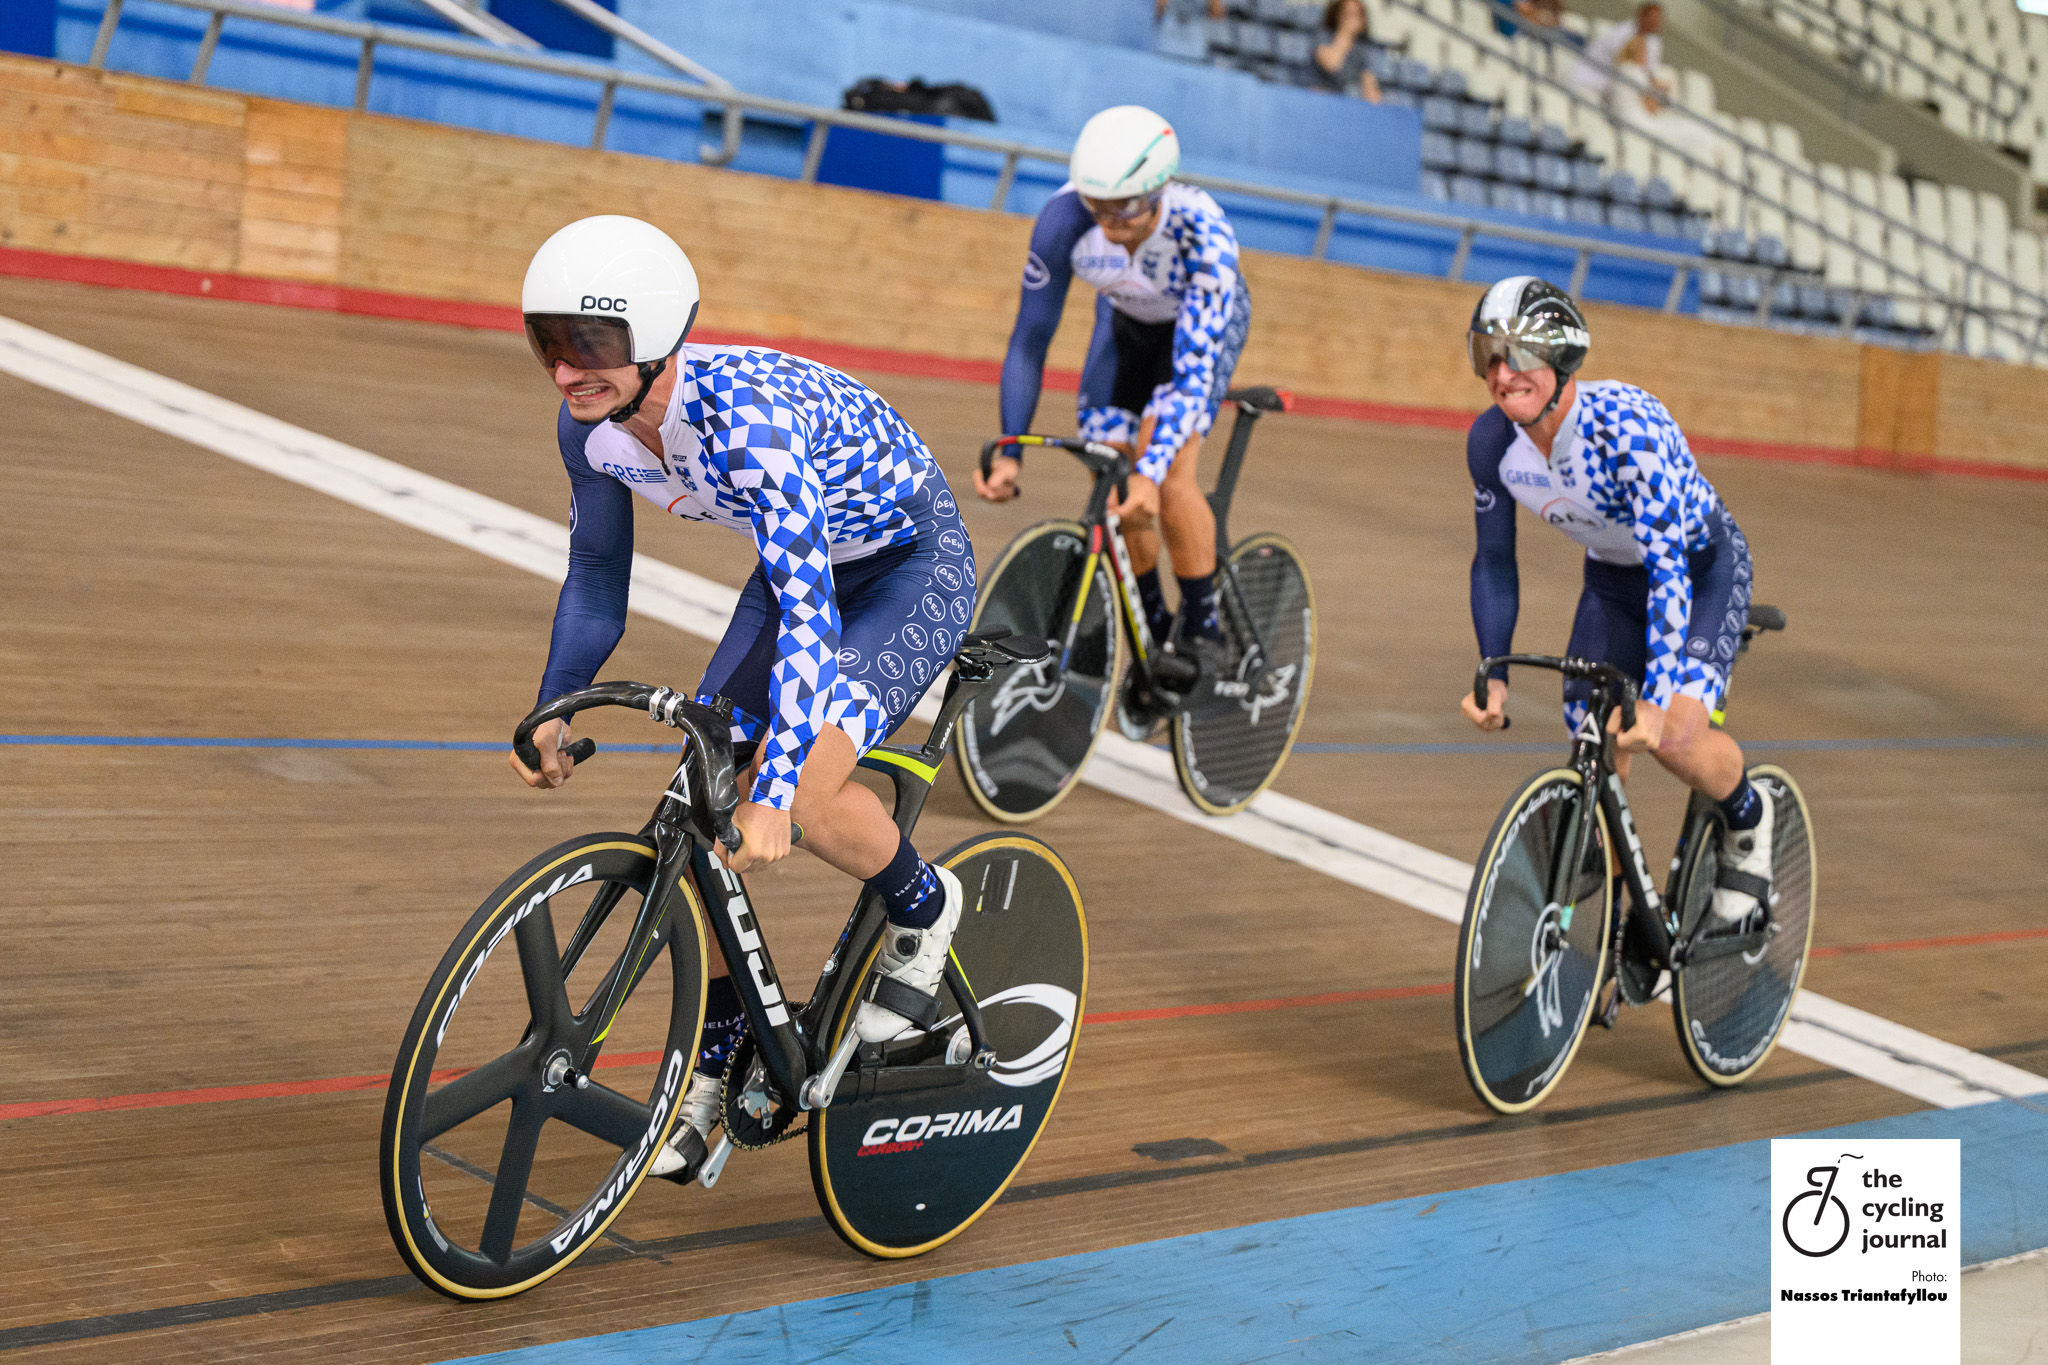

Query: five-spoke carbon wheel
381;835;708;1299
1456;770;1614;1115
1173;533;1315;815
956;520;1124;823
1671;765;1817;1086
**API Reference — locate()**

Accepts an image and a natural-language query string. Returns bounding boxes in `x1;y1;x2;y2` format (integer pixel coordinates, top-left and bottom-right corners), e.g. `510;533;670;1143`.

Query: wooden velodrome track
3;272;2045;1363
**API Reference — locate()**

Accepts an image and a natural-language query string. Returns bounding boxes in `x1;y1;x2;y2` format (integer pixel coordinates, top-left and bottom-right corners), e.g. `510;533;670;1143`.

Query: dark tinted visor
524;313;635;372
1468;332;1557;378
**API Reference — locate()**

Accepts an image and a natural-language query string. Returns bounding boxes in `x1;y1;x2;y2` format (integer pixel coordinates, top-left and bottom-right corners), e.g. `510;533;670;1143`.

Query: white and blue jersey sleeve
1139;197;1242;484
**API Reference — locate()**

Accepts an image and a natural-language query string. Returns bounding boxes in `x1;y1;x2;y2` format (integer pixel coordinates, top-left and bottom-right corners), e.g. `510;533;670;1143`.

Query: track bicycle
379;631;1089;1300
957;386;1315;821
1453;604;1816;1114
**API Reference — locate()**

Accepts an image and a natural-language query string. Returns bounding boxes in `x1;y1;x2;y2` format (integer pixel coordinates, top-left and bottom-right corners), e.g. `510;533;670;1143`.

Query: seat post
1206;402;1261;553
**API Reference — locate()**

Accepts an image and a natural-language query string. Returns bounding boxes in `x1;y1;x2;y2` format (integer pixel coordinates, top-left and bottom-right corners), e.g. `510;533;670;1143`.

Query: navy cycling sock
696;974;747;1074
1134;568;1174;642
1717;779;1763;831
868;832;942;929
1177;572;1220;640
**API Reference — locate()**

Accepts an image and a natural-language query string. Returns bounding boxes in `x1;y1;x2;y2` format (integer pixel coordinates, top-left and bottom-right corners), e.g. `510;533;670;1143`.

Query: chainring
718;1031;807;1151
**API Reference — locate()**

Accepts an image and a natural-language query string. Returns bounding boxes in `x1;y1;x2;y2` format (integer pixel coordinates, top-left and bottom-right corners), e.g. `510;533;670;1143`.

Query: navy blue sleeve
538;404;636;705
1467;406;1520;681
998;191;1092;440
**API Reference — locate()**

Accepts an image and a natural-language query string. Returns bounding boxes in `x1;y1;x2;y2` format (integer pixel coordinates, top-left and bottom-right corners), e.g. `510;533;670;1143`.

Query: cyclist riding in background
1459;276;1775;924
979;104;1252;657
509;215;977;1180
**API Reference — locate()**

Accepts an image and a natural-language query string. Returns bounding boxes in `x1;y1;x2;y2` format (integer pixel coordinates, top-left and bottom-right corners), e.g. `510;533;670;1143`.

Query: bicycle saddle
955;629;1053;676
1746;604;1787;632
1223;385;1292;413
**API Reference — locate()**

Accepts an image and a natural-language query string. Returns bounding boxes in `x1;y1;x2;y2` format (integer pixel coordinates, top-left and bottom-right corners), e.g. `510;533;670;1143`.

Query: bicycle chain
717;1032;807;1151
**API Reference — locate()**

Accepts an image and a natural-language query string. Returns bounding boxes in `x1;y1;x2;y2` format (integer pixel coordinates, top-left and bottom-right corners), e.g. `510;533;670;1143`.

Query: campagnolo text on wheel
1449;277;1818;1115
379;217;1088;1299
964;106;1313;819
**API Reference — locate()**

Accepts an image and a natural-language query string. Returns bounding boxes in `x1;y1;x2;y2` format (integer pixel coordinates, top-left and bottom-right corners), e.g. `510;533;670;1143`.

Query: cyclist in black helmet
1460;276;1774;925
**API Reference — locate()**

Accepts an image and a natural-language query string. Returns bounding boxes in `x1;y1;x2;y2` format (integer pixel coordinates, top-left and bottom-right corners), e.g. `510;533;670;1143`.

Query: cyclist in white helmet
980;105;1251;658
511;215;977;1182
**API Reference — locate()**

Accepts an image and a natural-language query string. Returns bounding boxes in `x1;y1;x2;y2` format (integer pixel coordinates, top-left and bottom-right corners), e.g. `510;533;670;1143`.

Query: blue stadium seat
1450;174;1490;207
1699;268;1730;305
1368;45;1400;82
1537;122;1573;153
1771;278;1798;314
1497;116;1535;147
1455;137;1495;176
1207;17;1239;50
1754;234;1789;267
1533;153;1572;192
1570;160;1606;197
1398;57;1434;89
1155;15;1209;59
1421;170;1451;199
1274;29;1312;63
1495;146;1535;184
1381;88;1420;109
1607;203;1649;233
1728;270;1764;308
1643;176;1675;209
1457;101;1495;137
1648;209;1683;237
1607;172;1641;205
1568;196;1606;227
1422;96;1463;131
1531;189;1570;220
1487;182;1531;215
1421;130;1459;170
1235;22;1277;57
1434;67;1469;98
1795;283;1831;317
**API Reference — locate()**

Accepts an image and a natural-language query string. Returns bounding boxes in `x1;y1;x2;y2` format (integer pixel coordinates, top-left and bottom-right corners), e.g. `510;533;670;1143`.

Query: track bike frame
509;634;1052;1141
980;386;1291;720
1473;606;1788;1002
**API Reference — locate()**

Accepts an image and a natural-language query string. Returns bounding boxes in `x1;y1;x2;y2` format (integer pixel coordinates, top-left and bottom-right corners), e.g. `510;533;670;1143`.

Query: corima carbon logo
858;1104;1026;1155
440;863;594;1045
548;1049;686;1254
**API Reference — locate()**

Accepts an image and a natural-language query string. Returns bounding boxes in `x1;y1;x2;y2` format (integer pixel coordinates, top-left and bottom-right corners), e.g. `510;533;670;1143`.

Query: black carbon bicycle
956;387;1315;821
1454;605;1816;1114
379;632;1089;1300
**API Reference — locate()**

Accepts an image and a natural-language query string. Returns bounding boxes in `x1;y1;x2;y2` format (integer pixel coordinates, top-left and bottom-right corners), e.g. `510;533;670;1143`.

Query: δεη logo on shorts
1474;486;1496;512
1687;637;1711;657
940;529;967;555
879;652;906;680
934;564;962;592
934;491;957;516
902;623;929;653
912;657;933;686
1022;252;1051;290
887;687;908;714
923;593;948;622
837;647;863;669
951;598;970;624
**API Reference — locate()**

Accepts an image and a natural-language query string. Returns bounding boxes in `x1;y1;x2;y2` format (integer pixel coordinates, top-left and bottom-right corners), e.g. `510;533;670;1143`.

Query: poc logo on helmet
581;295;628;311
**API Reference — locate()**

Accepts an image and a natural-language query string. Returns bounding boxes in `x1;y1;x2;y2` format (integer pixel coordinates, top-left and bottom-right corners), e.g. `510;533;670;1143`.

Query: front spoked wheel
1671;764;1816;1086
380;834;708;1299
1456;770;1614;1114
810;832;1088;1257
1173;533;1315;815
956;520;1124;822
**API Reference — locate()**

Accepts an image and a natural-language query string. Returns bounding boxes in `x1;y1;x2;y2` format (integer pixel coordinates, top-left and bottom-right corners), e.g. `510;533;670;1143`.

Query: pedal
1151;650;1199;695
649;1125;708;1185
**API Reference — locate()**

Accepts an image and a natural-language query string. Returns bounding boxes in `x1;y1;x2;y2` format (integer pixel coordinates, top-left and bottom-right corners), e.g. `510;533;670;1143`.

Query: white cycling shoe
1710;786;1777;923
649;1068;722;1183
855;865;963;1044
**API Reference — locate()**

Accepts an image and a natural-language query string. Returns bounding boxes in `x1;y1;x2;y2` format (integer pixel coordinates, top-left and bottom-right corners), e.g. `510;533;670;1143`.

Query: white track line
6;312;2042;1112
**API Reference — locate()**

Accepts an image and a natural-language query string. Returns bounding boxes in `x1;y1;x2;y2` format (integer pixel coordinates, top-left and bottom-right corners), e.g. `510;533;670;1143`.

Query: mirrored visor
524;313;635;372
1468;332;1556;378
1081;191;1162;224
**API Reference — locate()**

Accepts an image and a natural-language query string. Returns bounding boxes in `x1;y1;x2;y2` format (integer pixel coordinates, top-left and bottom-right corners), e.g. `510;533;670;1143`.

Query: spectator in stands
1608;26;1718;160
1156;0;1227;20
1570;1;1663;101
1494;0;1576;44
1313;0;1383;103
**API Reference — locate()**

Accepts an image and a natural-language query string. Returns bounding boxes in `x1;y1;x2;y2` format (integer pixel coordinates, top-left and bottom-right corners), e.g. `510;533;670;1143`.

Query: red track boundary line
6;244;2047;484
6;925;2042;1123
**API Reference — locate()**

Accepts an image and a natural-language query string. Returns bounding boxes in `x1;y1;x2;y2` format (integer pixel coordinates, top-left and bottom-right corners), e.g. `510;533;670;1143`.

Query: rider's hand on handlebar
720;800;793;874
974;454;1022;503
510;718;575;788
1462;678;1509;731
1106;472;1161;530
1608;698;1664;754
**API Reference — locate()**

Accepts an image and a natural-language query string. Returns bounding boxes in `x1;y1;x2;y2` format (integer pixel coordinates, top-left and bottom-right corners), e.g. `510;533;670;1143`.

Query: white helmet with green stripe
1069;105;1180;202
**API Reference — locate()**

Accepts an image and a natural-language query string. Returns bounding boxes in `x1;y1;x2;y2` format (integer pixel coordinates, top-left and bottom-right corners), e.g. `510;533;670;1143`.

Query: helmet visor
1468;332;1559;378
1081;190;1163;224
524;313;635;372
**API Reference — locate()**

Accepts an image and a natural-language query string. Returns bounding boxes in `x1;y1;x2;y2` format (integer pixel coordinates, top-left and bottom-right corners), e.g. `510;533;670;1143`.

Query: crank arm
697;1134;733;1189
799;1023;863;1111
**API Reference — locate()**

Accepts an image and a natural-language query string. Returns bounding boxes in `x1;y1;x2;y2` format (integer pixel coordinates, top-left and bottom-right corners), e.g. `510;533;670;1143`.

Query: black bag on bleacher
842;77;996;122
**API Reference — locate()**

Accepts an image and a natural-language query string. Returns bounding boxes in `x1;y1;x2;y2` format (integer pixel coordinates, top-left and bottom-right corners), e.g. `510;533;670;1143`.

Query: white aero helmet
1069;105;1180;203
521;215;700;422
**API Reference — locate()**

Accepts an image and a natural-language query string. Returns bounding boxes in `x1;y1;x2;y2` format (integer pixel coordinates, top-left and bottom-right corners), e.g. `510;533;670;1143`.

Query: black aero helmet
1468;275;1590;426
